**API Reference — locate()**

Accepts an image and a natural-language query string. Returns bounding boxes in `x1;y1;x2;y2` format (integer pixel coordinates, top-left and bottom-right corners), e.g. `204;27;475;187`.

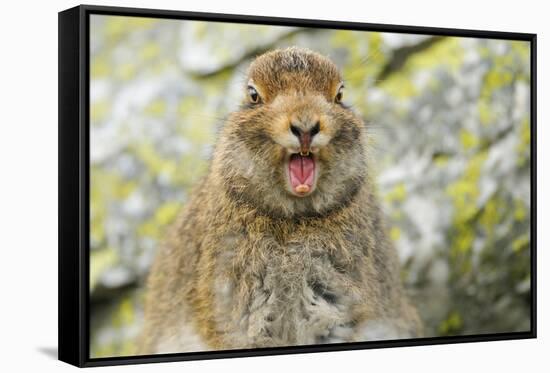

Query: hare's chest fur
213;237;361;347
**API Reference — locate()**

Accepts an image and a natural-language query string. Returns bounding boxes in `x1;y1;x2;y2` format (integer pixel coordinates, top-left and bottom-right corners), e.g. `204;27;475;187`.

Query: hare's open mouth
286;153;318;197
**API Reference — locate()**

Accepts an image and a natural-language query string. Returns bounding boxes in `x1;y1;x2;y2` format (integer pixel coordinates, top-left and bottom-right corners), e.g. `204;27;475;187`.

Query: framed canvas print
58;4;537;367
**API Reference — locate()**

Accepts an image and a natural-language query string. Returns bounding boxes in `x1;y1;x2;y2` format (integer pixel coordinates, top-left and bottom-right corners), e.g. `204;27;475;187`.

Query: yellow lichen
144;99;167;117
90;249;118;291
512;234;530;253
390;227;401;242
459;129;480;151
514;200;527;221
385;183;407;203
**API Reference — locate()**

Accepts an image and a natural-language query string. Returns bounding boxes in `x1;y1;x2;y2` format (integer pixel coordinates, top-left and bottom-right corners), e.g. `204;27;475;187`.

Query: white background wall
0;0;546;371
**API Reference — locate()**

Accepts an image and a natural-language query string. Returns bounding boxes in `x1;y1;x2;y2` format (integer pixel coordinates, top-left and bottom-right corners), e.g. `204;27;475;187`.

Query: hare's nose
290;121;320;156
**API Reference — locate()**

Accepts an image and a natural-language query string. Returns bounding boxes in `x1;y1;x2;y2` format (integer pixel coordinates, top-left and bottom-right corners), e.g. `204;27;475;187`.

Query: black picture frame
58;4;537;368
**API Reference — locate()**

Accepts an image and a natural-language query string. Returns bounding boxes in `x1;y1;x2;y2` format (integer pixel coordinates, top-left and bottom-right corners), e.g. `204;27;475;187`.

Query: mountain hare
138;47;422;354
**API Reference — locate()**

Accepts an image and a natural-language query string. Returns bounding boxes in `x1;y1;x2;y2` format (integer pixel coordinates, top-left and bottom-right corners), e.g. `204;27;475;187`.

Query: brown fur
138;47;422;354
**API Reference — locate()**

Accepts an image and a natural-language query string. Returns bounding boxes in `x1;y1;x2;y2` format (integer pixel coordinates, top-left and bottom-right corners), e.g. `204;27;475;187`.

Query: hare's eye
335;85;344;104
247;86;260;104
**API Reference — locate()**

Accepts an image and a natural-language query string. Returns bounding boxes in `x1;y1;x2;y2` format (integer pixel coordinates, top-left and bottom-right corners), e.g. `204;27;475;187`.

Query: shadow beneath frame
37;346;58;360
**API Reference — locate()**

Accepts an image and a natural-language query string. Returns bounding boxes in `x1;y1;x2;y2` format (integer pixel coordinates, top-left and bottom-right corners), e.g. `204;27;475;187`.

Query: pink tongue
289;154;315;190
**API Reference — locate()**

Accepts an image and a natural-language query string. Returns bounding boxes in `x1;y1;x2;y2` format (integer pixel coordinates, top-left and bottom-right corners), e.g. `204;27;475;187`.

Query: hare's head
213;47;368;218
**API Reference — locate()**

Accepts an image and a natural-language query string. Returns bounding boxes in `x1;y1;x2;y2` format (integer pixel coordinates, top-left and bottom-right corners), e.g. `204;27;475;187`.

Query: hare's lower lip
286;153;317;197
